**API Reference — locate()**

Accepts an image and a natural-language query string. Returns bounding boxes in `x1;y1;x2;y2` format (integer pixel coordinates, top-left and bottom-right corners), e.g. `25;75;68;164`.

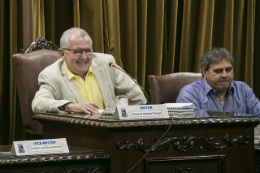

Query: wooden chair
12;36;60;139
148;72;202;104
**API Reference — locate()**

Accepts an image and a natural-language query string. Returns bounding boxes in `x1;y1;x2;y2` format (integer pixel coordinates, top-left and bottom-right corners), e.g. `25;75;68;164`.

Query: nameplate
11;138;69;156
115;104;169;120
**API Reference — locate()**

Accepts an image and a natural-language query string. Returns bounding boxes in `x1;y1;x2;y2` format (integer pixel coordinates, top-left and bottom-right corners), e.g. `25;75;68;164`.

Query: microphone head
109;62;114;67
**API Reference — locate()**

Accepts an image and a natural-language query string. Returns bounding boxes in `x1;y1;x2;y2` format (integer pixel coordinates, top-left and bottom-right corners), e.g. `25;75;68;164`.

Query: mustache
219;80;229;82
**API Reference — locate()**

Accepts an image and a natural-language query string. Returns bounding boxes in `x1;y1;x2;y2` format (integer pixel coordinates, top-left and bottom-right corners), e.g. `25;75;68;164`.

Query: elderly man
32;27;146;114
176;47;260;116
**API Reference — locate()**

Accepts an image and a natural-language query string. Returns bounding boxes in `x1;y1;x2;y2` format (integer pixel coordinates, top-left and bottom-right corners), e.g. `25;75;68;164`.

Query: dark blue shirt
176;78;260;116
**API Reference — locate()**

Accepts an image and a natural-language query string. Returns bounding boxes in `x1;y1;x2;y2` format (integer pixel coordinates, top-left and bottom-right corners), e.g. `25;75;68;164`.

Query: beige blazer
32;53;146;114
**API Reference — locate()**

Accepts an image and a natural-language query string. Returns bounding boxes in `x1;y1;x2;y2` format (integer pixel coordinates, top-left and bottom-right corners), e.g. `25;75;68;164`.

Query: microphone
109;62;150;104
109;62;125;72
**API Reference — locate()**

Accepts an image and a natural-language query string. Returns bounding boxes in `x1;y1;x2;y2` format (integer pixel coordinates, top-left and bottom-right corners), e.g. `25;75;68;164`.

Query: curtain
40;0;257;88
0;0;10;145
0;0;259;144
254;0;260;98
0;0;24;144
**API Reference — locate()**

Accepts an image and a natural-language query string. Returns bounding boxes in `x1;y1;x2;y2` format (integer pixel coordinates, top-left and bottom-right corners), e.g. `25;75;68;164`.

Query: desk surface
33;109;260;129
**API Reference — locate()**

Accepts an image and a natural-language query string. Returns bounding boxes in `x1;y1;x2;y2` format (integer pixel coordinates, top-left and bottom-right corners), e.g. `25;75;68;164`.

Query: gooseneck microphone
109;62;150;104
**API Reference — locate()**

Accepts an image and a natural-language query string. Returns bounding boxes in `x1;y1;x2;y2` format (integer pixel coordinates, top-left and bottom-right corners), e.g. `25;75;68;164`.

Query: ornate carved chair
12;36;60;139
148;72;202;104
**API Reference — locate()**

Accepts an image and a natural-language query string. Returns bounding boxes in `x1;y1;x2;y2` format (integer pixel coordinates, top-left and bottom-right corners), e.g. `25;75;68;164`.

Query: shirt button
217;98;219;100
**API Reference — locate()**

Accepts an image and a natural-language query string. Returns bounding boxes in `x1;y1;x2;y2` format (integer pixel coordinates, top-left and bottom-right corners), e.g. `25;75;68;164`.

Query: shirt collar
64;62;93;80
229;81;235;93
202;77;234;95
202;78;213;94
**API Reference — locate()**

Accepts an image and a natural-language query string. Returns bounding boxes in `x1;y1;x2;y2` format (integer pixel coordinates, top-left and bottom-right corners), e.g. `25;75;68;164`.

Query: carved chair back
12;36;60;139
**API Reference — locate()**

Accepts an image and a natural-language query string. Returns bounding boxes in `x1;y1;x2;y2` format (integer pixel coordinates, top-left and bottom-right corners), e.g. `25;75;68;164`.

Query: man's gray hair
60;27;93;48
200;47;234;77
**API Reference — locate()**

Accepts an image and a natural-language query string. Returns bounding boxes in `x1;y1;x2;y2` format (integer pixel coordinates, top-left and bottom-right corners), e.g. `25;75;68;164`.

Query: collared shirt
65;62;104;109
176;78;260;116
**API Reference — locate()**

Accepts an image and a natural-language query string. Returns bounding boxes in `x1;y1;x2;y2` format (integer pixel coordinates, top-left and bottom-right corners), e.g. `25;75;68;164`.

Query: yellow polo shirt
65;62;104;109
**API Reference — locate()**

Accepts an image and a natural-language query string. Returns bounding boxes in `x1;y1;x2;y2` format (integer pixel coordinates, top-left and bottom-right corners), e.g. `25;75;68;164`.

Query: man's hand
65;102;100;115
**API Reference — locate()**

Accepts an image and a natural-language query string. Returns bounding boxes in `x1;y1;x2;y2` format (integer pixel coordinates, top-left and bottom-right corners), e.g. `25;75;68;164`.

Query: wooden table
0;145;109;172
33;110;260;173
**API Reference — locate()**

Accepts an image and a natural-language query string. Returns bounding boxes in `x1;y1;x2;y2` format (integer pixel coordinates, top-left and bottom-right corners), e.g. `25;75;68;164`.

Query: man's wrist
59;103;72;112
58;105;66;111
64;103;74;112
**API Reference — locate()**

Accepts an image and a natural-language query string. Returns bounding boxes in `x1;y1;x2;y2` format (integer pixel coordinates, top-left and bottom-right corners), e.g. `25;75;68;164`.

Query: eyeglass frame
62;48;93;57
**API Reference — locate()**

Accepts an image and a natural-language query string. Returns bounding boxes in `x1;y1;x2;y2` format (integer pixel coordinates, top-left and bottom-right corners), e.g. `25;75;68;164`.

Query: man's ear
203;70;207;78
59;48;65;60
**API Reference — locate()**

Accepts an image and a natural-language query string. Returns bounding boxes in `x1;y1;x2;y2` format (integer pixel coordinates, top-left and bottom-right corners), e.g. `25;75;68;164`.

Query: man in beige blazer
32;28;146;114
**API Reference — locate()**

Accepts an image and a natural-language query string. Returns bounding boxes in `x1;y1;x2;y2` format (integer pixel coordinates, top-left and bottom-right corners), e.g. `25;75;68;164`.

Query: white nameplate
11;138;69;156
115;104;169;120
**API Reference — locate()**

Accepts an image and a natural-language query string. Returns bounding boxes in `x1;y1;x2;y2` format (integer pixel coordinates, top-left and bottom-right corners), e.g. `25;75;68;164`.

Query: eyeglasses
62;48;93;57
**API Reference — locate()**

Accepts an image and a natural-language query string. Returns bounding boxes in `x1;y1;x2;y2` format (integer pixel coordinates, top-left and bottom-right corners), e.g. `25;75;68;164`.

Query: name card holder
11;138;69;156
114;104;169;120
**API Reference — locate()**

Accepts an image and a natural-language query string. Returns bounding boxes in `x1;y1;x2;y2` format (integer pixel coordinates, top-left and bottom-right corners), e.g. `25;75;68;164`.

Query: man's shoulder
92;52;115;67
232;80;250;88
176;79;205;104
93;52;114;59
182;79;203;90
232;80;247;85
231;80;252;92
40;59;63;75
